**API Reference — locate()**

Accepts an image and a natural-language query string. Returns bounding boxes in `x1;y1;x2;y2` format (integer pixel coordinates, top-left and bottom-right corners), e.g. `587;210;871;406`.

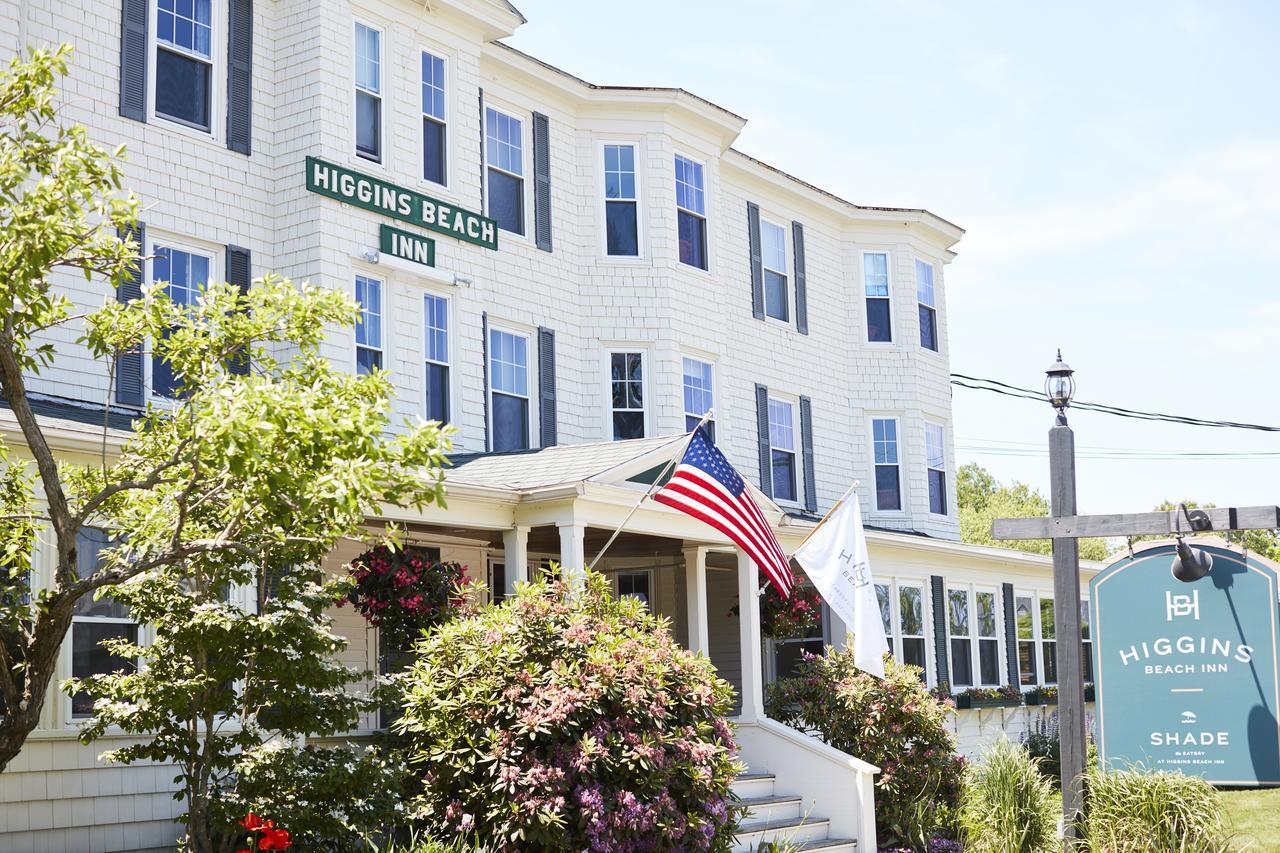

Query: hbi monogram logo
1166;590;1200;621
837;550;870;588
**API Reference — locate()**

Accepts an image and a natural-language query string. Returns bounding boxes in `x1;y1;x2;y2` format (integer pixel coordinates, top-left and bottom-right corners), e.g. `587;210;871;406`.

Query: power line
951;373;1280;433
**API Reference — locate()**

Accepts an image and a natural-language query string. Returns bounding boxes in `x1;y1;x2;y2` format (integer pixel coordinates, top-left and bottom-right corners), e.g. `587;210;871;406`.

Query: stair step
732;816;831;851
730;772;776;799
740;793;802;824
794;839;857;852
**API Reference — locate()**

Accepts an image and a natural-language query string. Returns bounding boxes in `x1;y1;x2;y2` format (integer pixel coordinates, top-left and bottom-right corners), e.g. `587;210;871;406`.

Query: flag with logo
653;427;795;596
793;491;889;677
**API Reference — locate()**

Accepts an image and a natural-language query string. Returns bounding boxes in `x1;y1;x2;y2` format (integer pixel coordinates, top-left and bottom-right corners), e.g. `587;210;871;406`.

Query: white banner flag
793;492;889;678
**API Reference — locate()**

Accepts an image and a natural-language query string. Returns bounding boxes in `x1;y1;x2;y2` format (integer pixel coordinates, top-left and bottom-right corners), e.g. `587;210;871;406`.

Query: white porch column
736;548;765;721
557;521;587;588
501;525;530;597
683;546;709;656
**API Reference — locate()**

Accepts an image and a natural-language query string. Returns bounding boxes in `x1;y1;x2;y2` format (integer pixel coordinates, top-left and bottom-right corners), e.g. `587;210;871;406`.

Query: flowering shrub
236;813;292;851
396;571;743;851
214;742;408;851
347;545;470;647
766;649;964;849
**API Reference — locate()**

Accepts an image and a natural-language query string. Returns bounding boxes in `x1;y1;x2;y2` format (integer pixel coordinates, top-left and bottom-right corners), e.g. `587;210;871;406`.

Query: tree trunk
0;602;75;772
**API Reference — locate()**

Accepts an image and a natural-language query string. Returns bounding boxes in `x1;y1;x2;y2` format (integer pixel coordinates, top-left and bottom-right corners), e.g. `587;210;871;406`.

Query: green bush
1085;767;1231;852
395;571;742;851
212;742;409;851
1021;712;1097;785
960;738;1058;853
765;649;964;848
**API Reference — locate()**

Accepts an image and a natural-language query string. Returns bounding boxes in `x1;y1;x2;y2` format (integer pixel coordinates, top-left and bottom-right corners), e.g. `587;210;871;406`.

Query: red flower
258;826;292;850
239;813;265;832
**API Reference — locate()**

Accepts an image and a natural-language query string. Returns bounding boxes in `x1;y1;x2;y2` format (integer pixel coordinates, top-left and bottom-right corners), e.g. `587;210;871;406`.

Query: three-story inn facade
0;1;1100;849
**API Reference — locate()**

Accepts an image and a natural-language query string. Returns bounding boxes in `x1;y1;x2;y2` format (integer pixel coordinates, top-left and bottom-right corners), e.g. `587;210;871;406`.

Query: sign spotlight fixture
1171;504;1213;583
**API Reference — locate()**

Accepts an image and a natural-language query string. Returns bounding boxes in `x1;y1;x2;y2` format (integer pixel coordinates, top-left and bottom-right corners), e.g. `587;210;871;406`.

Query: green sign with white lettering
1091;543;1280;785
305;156;497;250
380;225;435;267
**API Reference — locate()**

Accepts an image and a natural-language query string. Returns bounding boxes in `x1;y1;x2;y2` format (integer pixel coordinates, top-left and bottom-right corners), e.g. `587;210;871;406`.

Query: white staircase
731;770;858;852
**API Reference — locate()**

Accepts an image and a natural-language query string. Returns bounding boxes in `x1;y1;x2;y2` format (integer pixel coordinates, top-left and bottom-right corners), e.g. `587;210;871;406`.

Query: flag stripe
656;479;789;588
652;489;791;591
666;470;786;572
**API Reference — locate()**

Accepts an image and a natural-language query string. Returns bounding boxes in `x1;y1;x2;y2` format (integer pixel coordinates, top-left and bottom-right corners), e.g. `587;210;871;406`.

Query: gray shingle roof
447;434;687;492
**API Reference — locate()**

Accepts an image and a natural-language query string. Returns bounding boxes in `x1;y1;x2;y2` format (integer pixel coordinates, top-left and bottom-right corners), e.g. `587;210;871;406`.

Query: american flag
654;427;795;596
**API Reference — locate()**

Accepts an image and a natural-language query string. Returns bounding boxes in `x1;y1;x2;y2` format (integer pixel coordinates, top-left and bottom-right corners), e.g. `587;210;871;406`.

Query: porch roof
446;435;688;492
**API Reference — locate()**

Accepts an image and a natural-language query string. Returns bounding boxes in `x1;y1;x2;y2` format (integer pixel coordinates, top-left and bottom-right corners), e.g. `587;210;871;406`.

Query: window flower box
954;686;1023;709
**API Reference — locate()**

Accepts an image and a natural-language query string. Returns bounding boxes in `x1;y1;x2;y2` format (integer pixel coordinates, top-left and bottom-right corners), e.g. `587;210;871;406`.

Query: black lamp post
1045;350;1087;847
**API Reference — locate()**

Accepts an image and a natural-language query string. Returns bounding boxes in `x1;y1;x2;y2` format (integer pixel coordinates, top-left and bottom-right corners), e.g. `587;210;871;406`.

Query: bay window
864;252;892;342
926;422;947;515
682;357;714;437
675;155;707;269
872;417;901;511
603;144;638;256
609;351;645;440
916;259;938;351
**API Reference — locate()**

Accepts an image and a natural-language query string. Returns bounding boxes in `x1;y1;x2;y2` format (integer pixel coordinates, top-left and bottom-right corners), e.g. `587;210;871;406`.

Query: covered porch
361;435;878;848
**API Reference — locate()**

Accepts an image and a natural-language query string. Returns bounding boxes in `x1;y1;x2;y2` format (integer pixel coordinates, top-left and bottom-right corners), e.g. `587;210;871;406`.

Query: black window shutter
115;222;145;407
225;0;253;155
747;202;764;320
481;311;490;451
754;383;772;498
537;326;556;447
1002;582;1019;687
118;0;148;122
792;220;808;335
225;245;251;376
532;112;552;253
799;395;816;512
931;575;949;688
477;88;486;212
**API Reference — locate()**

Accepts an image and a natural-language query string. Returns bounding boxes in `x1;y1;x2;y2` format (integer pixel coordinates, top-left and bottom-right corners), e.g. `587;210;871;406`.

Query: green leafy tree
957;463;1112;561
0;44;449;821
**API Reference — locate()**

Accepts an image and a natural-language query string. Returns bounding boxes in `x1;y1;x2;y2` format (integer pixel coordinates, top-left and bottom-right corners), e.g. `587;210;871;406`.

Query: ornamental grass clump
1085;767;1232;852
765;649;964;848
395;571;743;852
959;738;1058;853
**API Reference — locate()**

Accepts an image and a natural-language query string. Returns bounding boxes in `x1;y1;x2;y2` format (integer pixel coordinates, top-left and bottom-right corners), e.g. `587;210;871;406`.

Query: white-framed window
1015;592;1057;686
761;219;788;322
768;397;797;504
675;154;707;270
876;579;928;676
420;50;447;185
615;569;652;610
70;528;138;719
423;292;449;423
916;258;938;352
682;356;714;437
603;143;639;257
354;22;383;163
354;274;383;374
863;251;892;343
926;422;947;515
153;0;216;131
871;417;901;511
609;351;645;440
489;326;530;451
486;107;525;236
150;239;215;399
947;586;1002;688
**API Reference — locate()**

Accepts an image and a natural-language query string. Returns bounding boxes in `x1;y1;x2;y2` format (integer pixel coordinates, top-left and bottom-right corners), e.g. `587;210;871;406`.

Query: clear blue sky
507;0;1280;515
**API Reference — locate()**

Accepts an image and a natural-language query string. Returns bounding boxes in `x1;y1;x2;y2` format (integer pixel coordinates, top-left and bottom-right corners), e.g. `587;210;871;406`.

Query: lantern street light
1044;349;1076;424
1044;350;1087;847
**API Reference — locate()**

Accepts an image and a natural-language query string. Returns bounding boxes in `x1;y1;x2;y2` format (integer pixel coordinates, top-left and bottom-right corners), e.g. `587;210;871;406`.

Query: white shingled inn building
0;0;1102;850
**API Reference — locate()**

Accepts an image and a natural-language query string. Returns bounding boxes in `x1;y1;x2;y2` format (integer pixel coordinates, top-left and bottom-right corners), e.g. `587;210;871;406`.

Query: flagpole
795;479;861;551
586;409;714;572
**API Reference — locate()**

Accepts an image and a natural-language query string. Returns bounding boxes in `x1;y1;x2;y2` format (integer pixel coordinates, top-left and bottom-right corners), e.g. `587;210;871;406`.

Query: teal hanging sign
1091;543;1280;785
305;156;497;250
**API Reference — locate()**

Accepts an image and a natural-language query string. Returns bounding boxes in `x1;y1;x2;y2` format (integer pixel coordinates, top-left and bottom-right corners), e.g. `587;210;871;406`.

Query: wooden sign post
993;502;1280;849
